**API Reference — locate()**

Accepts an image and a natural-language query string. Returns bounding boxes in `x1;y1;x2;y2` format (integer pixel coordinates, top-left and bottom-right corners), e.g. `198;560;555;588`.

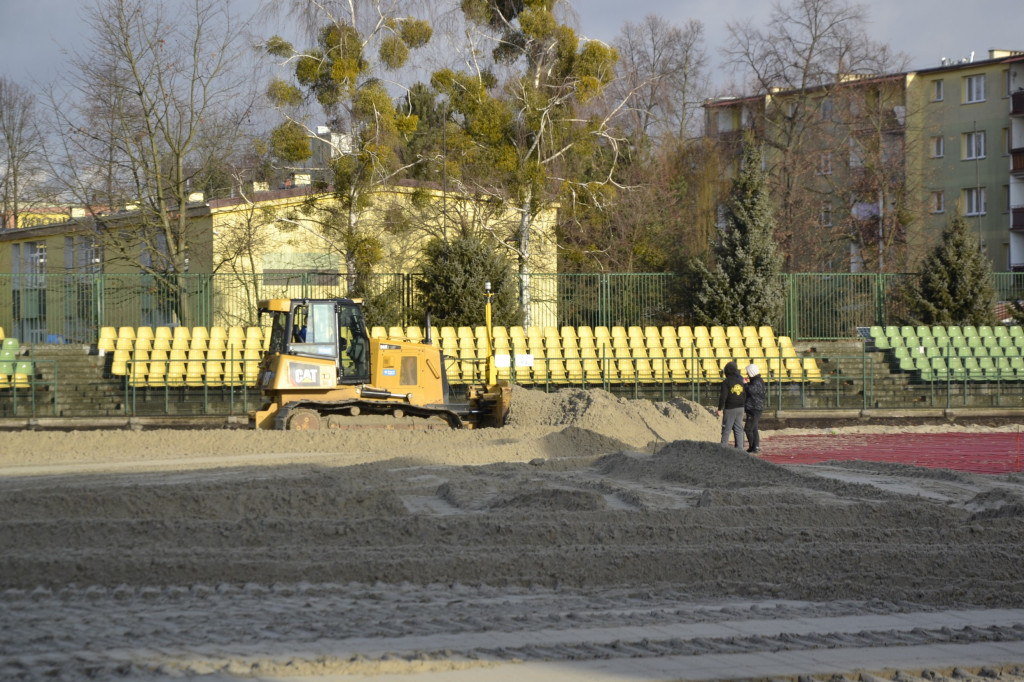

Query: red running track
759;432;1024;474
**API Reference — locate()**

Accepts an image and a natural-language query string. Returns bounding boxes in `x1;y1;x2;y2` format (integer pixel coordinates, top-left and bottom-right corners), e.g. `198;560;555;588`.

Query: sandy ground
3;386;1024;681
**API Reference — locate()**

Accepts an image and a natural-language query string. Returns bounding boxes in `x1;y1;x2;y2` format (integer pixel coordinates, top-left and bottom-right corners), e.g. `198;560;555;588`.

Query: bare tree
48;0;257;324
722;0;909;271
0;77;46;228
612;15;709;148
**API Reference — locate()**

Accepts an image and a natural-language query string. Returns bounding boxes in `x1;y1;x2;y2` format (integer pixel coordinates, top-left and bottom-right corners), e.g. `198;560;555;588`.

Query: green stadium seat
914;356;933;381
916;325;932;338
931;326;948;339
870;326;889;349
1012;357;1024;378
994;325;1009;338
978;325;994;338
1010;326;1024;338
1006;345;1021;358
946;325;963;338
13;361;33;388
989;346;1005;359
996;357;1016;380
963;357;983;381
963;325;978;338
893;346;910;360
930;357;948;381
900;325;916;339
979;357;999;380
898;357;915;373
948;357;966;380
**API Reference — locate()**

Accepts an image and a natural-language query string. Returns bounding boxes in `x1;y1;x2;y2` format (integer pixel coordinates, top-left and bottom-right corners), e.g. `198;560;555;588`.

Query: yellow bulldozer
250;284;511;430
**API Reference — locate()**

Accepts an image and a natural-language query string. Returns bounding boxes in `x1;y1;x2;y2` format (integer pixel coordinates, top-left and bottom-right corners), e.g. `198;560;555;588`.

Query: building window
964;74;986;103
932;79;944;102
820;97;833;120
821;203;833;227
1005;69;1012;97
817;152;833;175
849;139;865;169
930;136;944;158
262;269;339;287
963;131;986;160
1004;128;1012;155
931;191;945;214
964;187;986;216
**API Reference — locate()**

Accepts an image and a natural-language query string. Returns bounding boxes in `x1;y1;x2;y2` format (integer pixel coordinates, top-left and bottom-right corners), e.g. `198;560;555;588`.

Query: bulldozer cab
263;299;370;384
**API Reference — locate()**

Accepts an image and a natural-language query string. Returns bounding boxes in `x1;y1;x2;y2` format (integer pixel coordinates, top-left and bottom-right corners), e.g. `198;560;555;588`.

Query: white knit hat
745;363;760;377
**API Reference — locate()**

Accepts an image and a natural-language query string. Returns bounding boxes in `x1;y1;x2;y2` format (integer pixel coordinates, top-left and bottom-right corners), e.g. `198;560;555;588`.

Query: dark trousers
744;410;762;451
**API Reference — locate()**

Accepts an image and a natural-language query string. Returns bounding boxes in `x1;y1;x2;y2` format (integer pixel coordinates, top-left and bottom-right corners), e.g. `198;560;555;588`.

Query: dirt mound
508;386;719;450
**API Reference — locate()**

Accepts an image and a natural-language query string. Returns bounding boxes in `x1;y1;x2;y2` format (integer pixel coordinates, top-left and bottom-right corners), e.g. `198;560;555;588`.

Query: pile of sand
0;386;721;472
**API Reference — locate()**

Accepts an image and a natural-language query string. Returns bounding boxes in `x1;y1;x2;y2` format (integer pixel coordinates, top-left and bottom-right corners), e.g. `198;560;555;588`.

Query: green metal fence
2;271;1022;345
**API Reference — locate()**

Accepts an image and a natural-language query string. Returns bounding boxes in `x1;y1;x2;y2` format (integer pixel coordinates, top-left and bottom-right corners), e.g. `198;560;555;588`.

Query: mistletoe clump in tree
908;213;996;326
434;0;619;324
264;2;432;295
692;136;784;327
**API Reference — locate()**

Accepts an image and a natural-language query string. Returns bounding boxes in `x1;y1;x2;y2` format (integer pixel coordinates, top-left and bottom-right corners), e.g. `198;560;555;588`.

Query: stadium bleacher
869;324;1024;381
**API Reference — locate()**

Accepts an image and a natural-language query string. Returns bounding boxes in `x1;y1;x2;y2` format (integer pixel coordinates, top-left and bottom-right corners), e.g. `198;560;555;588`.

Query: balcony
1013;148;1024;175
1014;206;1024;230
1013;91;1024;117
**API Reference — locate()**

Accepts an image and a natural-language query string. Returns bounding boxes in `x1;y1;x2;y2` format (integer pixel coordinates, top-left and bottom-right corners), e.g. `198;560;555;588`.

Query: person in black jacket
743;363;766;454
715;360;746;449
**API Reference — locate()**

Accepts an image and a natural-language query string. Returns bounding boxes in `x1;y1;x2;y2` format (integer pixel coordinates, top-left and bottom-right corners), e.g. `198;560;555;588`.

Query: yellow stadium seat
616;357;636;382
146;360;167;387
119;326;137;340
155;326;173;340
191;326;209;341
636;358;656;383
371;326;387;339
173;326;190;341
803;357;823;381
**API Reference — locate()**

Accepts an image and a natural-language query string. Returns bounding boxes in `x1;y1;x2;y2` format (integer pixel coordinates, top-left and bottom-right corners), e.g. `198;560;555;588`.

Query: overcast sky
1;0;1020;93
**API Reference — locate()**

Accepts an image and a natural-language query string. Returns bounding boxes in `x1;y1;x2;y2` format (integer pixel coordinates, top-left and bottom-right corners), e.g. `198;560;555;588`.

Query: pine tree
692;137;784;327
414;234;523;329
908;213;996;325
